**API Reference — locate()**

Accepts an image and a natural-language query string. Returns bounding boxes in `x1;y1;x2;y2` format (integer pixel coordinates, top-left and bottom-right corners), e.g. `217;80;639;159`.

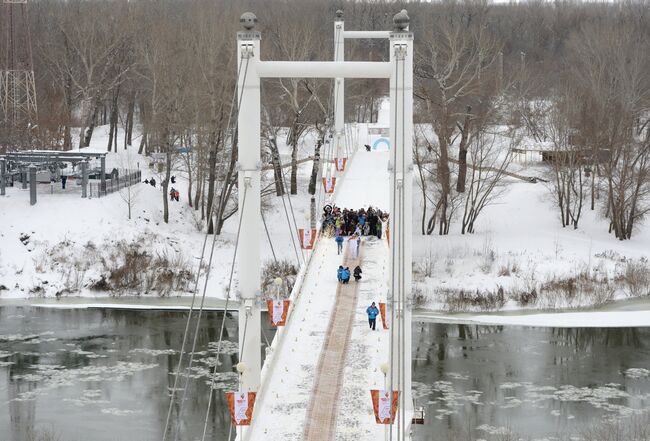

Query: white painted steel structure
236;10;413;439
332;13;393;169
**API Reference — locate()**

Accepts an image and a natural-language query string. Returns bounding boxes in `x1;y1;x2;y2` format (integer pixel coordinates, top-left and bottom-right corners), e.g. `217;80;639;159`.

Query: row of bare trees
409;1;650;239
542;15;650;239
4;0;650;239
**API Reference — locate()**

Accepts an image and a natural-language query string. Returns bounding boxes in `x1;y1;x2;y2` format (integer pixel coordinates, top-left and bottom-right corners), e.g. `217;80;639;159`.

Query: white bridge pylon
235;9;413;439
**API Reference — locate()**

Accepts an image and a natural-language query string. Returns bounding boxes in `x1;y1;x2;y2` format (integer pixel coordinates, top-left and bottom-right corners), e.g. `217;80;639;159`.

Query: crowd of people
321;205;388;239
323;204;385;332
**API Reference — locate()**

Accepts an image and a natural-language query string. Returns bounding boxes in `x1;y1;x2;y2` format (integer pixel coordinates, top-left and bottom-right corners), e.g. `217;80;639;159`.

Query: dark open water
1;307;649;441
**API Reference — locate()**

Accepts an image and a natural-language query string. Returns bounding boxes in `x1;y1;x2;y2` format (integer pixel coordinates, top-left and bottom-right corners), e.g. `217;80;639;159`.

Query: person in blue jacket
337;265;344;282
335;232;344;255
341;267;351;284
366;302;379;330
357;214;366;235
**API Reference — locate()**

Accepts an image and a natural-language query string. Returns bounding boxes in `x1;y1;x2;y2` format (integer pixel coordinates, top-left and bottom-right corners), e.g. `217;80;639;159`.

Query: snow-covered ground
0;125;315;300
3;98;650;320
413;165;650;313
419;309;650;328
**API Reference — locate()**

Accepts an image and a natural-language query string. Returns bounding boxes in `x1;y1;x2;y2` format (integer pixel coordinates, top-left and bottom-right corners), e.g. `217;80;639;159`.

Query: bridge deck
245;150;390;440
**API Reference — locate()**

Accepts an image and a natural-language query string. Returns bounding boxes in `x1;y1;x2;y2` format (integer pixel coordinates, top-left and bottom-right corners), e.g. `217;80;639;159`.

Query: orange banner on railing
226;391;256;426
298;228;317;249
334;157;347;172
370;389;399;424
322;176;336;193
378;302;388;330
266;299;290;326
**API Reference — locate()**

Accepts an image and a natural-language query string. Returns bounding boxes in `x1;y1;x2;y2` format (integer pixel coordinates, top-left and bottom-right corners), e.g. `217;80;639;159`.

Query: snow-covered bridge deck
244;150;391;440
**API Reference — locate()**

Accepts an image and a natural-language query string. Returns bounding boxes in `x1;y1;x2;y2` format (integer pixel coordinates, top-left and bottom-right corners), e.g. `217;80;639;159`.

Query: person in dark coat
365;144;372;152
353;265;362;282
366;302;379;330
149;177;156;187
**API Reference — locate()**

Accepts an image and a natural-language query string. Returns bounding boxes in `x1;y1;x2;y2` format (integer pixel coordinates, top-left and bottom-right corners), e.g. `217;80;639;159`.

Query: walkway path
304;245;363;441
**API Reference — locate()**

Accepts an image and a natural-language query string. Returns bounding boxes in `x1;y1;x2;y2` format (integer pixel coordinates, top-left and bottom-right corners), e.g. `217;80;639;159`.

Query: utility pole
0;0;38;150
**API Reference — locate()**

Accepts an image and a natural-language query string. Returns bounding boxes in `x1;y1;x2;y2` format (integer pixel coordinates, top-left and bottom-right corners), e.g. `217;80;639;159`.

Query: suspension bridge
163;9;415;441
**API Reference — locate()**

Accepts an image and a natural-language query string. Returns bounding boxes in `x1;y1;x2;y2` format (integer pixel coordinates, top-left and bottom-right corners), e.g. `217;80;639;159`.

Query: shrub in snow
621;258;650;298
262;259;298;298
440;287;506;312
104;243;194;296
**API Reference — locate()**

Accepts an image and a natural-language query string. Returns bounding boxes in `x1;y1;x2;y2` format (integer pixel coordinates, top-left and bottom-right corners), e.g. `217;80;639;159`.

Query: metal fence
30;168;142;198
88;169;142;198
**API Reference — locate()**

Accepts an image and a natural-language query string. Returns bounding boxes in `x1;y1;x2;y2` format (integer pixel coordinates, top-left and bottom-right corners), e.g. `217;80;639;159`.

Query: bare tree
547;93;586;229
461;130;515;234
568;21;650;239
118;152;140;220
415;3;500;234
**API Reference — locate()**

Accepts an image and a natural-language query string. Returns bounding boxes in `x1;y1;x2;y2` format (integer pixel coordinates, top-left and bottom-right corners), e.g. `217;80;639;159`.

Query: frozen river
0;305;274;441
1;306;650;441
412;323;650;441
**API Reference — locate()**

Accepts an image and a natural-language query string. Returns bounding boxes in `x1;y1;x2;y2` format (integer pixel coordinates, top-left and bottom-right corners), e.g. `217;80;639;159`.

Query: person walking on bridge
353;265;362;282
335;232;344;255
348;234;360;258
366;302;379;330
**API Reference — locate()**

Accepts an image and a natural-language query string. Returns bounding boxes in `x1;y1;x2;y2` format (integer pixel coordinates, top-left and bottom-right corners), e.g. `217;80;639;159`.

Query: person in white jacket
348;234;360;258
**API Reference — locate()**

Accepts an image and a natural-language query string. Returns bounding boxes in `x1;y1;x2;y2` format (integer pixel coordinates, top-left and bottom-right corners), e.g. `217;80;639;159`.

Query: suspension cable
261;208;278;263
281;166;306;265
389;46;400;441
279;164;303;267
172;53;253;440
162;54;246;441
199;183;249;441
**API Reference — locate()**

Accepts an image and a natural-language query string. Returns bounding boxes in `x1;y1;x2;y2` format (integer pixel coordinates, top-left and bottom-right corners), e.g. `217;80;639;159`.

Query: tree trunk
138;100;147;155
125;92;135;149
437;131;452;235
107;85;120;152
456;107;472;193
308;138;323;195
63;76;72;150
268;136;284;196
215;131;238;235
290;129;298;195
206;149;217;234
83;99;101;148
107;121;114;152
194;158;202;212
162;145;172;224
